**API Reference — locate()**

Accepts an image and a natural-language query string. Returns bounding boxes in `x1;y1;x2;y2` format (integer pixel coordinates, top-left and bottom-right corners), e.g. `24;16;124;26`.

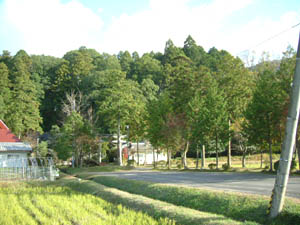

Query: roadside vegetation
79;175;300;225
63;153;299;176
0;176;249;225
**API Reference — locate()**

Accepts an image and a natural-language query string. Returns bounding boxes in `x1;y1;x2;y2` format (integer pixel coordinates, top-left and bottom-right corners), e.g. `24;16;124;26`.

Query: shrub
263;165;270;172
127;160;136;167
83;159;99;167
208;163;216;170
177;163;182;169
157;160;167;167
222;163;230;171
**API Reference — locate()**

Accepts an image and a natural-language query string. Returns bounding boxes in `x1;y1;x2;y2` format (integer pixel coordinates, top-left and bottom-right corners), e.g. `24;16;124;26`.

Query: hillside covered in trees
0;35;297;169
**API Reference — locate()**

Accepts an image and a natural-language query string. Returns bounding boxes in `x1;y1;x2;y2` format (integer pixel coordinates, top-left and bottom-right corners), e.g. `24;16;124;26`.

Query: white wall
0;152;28;167
129;151;167;164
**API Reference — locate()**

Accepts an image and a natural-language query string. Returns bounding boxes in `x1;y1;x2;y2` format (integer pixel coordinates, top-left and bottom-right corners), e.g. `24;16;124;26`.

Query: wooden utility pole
269;32;300;218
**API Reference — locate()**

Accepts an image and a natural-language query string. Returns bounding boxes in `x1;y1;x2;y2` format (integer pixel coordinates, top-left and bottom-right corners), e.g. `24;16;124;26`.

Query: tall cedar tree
244;67;288;171
0;62;11;121
7;50;42;137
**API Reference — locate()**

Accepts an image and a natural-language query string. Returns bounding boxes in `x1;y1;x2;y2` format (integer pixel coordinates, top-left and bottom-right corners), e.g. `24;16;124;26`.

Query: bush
83;159;99;167
274;159;297;171
264;165;270;171
222;163;230;171
208;163;216;170
127;160;136;167
157;160;167;167
177;163;182;169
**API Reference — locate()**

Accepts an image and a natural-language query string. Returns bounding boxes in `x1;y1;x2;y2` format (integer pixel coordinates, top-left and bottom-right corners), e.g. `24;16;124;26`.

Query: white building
127;142;167;165
0;120;32;167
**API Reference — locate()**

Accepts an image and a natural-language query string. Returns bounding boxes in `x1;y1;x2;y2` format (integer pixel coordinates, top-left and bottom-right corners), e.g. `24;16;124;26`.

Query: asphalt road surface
92;170;300;199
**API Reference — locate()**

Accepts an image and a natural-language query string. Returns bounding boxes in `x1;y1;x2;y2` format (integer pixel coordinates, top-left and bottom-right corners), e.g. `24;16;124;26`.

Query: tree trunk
196;146;199;169
183;141;189;169
227;119;232;168
98;138;102;164
137;140;140;166
216;134;219;169
269;140;273;171
260;149;263;169
201;145;206;169
181;151;184;168
153;148;156;168
298;146;300;171
72;152;75;168
181;141;189;169
80;151;83;168
242;148;246;168
75;149;79;168
117;116;123;166
167;149;171;170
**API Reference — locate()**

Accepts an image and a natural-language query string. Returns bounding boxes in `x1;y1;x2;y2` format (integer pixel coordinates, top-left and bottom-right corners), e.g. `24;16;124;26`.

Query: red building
0;120;32;167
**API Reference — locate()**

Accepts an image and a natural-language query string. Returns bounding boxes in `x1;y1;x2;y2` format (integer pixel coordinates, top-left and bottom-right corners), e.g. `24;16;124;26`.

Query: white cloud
100;0;254;54
231;11;300;63
2;0;103;57
0;0;299;60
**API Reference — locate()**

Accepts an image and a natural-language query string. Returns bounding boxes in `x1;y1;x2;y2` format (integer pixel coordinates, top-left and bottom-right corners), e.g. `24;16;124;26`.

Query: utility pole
269;32;300;218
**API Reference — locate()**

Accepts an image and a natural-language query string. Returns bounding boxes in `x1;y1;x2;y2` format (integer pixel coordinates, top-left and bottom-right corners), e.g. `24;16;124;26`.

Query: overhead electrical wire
238;21;300;56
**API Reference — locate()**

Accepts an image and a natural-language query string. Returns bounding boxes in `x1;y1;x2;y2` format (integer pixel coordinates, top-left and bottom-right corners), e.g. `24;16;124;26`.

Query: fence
0;157;58;181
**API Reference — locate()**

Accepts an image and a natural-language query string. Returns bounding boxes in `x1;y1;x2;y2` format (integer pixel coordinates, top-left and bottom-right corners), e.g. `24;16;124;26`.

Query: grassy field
79;175;300;225
0;180;174;225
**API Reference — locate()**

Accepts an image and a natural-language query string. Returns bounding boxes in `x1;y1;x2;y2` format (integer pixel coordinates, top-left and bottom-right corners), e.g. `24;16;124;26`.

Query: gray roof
0;142;32;151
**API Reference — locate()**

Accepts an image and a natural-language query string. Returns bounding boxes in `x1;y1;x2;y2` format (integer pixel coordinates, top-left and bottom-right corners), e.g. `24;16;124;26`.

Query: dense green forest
0;35;297;169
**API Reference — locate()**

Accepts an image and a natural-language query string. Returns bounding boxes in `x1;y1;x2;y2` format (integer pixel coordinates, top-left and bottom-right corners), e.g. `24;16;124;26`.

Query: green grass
55;174;244;225
81;175;300;225
0;180;173;225
63;163;134;175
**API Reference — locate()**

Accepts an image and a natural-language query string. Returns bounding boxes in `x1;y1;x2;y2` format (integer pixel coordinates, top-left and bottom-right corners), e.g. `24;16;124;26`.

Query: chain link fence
0;157;58;181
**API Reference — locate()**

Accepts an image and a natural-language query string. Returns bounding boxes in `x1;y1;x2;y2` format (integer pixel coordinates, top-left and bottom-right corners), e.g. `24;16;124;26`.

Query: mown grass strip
64;164;134;175
54;175;248;225
82;175;300;225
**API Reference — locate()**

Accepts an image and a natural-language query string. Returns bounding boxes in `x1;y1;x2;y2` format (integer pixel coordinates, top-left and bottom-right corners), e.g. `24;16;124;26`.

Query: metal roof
0;142;32;151
0;120;21;142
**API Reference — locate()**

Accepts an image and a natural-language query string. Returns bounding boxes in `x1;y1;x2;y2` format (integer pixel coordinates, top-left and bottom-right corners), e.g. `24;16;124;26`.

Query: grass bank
55;175;243;225
80;175;300;225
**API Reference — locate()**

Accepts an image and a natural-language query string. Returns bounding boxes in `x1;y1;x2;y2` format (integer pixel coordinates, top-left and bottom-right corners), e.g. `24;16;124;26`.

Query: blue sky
0;0;299;62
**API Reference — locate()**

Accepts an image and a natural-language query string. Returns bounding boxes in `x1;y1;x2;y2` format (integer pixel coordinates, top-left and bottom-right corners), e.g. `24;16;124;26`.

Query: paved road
90;170;300;199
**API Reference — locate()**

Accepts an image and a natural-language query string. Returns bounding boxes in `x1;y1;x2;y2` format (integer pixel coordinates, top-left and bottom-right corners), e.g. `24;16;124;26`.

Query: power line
238;21;300;56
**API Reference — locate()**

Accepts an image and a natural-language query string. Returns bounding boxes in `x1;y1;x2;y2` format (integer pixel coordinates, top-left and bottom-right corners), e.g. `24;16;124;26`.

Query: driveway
90;169;300;199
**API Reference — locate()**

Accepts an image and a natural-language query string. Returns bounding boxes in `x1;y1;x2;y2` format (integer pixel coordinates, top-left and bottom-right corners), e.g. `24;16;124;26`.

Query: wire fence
0;157;58;181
